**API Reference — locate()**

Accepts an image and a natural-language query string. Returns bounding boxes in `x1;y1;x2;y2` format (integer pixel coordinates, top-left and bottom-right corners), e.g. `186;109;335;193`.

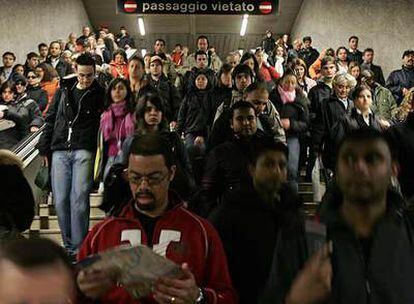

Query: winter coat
386;112;414;201
45;57;73;79
318;187;414;304
196;132;272;216
14;93;44;131
298;47;319;70
371;84;398;121
333;107;382;147
148;75;182;121
0;100;30;149
346;49;363;65
37;76;104;156
27;85;48;112
307;81;332;121
177;90;214;137
262;37;276;54
312;95;354;170
270;88;310;138
360;63;385;86
386;66;414;105
209;184;304;304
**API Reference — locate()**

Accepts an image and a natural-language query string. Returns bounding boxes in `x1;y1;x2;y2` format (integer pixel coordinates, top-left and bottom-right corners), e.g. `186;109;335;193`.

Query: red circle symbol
259;1;273;14
124;0;137;13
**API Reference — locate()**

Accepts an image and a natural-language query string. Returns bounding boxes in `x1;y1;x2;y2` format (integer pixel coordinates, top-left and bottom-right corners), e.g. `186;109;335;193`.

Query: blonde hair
333;72;357;89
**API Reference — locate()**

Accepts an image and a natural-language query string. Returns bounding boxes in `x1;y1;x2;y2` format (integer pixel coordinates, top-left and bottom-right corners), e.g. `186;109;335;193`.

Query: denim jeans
287;137;300;193
51;150;94;254
184;133;206;160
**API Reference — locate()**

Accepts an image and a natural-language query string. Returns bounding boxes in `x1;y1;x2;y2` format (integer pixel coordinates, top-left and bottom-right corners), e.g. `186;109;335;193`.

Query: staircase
25;193;106;244
26;183;319;245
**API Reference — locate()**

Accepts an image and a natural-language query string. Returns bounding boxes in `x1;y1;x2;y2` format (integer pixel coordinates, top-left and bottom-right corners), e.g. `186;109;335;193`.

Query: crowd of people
0;24;414;303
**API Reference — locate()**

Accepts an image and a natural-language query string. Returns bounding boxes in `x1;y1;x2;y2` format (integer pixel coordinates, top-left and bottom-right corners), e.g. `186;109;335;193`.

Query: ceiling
82;0;303;35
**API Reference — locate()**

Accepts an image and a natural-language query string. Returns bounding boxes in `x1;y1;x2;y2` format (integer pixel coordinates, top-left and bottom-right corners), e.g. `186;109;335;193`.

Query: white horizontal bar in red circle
259;5;272;9
125;3;137;9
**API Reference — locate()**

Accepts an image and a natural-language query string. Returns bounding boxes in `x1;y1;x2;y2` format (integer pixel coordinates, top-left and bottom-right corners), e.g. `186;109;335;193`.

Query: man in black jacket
385;96;414;202
148;55;181;123
283;128;414;304
210;140;304;304
299;36;319;70
360;48;385;86
386;49;414;105
197;101;272;216
37;53;104;256
312;73;355;172
45;41;73;79
346;36;363;65
306;56;337;178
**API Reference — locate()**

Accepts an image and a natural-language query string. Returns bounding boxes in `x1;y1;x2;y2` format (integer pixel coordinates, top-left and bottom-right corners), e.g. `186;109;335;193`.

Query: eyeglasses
27;75;37;79
124;169;168;186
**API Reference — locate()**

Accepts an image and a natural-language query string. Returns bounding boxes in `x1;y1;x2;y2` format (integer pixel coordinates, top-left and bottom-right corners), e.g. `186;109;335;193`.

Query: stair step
31;215;105;230
23;229;63;245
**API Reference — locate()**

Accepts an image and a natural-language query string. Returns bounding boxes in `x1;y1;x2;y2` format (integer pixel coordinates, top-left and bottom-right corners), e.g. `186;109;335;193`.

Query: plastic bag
34;165;50;191
312;157;326;203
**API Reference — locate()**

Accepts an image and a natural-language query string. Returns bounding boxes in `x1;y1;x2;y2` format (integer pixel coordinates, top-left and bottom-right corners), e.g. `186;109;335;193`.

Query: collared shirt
339;98;349;110
50;57;59;69
356;108;373;125
1;67;12;80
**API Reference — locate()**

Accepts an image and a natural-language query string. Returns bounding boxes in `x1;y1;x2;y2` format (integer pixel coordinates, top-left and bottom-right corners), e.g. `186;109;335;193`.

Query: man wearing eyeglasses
77;134;237;304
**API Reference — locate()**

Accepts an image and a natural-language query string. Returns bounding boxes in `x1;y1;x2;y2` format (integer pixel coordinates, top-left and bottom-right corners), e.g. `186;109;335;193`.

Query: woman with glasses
25;68;48;112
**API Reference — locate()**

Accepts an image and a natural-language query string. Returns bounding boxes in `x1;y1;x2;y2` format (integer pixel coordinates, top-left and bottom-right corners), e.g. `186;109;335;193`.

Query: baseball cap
402;49;414;58
150;55;163;65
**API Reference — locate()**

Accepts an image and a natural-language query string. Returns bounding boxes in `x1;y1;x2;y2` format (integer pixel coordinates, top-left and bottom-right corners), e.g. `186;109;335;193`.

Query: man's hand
30;126;40;133
379;119;391;129
153;263;199;304
285;243;332;304
402;88;410;96
194;136;205;147
169;121;178;131
77;269;115;300
281;118;291;130
0;111;4;119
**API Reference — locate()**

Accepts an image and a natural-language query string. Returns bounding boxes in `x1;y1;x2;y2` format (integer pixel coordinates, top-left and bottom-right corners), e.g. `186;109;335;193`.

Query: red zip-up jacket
78;196;237;304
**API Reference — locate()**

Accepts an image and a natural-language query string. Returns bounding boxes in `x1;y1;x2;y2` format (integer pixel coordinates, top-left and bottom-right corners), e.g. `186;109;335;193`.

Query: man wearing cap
386;49;414;105
148;55;181;123
153;39;177;84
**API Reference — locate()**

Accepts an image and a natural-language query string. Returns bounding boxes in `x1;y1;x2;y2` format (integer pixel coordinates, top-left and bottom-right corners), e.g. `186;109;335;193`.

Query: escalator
12;126;45;204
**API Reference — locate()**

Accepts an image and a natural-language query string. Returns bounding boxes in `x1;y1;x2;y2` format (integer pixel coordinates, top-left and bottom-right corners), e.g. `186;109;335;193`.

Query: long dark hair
240;52;262;82
135;93;168;132
104;78;134;113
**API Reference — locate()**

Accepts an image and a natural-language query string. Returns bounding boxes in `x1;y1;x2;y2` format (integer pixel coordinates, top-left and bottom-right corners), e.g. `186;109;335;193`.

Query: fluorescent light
138;17;146;36
141;49;147;57
240;14;249;36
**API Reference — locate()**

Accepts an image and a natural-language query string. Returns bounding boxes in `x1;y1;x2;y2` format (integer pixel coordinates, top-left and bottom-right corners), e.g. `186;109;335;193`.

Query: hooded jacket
78;193;237;304
209;183;304;304
318;188;414;304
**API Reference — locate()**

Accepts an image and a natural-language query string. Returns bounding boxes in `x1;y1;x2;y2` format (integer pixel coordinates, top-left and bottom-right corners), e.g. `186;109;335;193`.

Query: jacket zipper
67;88;91;143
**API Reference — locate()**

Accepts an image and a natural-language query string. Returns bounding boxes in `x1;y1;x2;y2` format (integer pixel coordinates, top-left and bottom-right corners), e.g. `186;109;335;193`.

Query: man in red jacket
77;134;237;304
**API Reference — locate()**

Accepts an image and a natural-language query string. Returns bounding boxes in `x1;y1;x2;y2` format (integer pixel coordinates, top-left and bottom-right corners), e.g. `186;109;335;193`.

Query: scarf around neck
100;101;135;141
278;85;296;104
